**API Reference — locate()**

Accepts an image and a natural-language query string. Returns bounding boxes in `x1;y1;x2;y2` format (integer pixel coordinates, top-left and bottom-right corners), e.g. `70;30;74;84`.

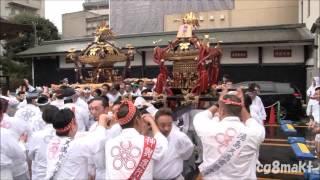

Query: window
10;8;16;16
274;49;292;57
231;50;247;58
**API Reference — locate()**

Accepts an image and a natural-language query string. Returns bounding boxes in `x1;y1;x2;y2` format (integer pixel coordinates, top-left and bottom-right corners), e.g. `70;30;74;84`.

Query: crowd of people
1;75;318;180
306;76;320;156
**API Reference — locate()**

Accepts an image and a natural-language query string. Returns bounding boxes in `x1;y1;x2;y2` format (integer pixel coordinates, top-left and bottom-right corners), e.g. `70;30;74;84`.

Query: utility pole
32;22;37;87
32;22;38;47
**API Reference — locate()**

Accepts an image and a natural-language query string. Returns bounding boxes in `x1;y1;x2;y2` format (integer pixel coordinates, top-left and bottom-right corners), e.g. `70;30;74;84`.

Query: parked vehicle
234;81;303;121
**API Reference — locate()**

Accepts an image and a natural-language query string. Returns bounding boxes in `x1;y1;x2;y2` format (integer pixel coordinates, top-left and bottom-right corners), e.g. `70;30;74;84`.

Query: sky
45;0;84;33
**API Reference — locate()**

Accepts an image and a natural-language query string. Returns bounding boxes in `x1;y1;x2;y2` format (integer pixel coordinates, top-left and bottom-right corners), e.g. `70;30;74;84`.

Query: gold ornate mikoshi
66;22;134;83
78;22;129;66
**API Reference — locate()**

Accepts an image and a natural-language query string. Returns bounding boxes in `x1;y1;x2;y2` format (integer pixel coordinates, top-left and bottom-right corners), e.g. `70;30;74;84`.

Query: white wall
263;46;304;64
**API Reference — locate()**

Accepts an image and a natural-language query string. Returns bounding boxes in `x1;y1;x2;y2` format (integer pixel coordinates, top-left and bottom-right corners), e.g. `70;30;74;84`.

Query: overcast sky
45;0;84;33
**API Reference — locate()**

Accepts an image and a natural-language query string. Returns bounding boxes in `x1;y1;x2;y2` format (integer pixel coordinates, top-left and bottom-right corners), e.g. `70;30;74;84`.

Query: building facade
164;0;298;31
62;0;109;38
109;0;234;34
0;0;45;19
299;0;320;88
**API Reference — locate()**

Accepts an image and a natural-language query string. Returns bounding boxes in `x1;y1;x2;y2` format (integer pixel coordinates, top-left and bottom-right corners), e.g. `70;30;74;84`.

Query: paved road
258;123;318;180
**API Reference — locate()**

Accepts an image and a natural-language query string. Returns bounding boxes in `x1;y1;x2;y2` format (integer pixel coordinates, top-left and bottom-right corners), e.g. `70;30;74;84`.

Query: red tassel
269;105;276;124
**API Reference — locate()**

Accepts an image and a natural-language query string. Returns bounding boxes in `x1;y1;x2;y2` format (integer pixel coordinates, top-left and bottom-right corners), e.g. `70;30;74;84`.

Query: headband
117;100;137;125
220;98;242;106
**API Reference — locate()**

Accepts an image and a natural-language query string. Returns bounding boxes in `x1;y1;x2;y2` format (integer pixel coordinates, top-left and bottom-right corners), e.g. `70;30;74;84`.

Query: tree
0;13;60;90
5;13;60;58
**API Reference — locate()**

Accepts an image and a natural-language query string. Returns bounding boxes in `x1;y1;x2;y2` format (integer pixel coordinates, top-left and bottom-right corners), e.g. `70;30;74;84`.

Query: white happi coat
88;123;122;180
0;128;28;179
1;113;32;139
27;124;56;180
51;99;64;109
62;103;90;131
153;125;194;179
46;125;106;180
14;103;43;132
306;100;320;123
193;110;265;180
306;77;320;115
105;128;168;179
106;92;121;104
75;97;89;113
249;96;266;124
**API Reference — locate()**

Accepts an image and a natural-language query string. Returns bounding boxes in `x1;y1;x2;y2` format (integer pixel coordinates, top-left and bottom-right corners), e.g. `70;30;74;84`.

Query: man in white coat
61;87;90;131
87;97;122;180
14;92;42;133
307;87;320;126
153;108;194;180
247;83;266;125
0;97;32;143
50;89;65;109
105;100;168;179
0;99;29;180
193;93;265;179
306;77;320;117
45;108;112;180
27;105;59;180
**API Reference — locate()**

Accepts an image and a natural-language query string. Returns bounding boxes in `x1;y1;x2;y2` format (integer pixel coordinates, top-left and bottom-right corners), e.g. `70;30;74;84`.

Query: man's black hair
155;107;173;121
248;83;260;92
1;87;9;96
53;108;74;136
102;83;110;90
42;105;59;124
88;96;109;108
17;91;25;96
113;83;120;91
141;89;152;95
94;88;102;96
243;94;252;113
0;98;8;113
137;79;144;84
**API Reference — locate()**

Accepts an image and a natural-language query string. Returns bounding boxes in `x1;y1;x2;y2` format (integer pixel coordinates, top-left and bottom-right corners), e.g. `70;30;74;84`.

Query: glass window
10;8;16;16
275;83;294;94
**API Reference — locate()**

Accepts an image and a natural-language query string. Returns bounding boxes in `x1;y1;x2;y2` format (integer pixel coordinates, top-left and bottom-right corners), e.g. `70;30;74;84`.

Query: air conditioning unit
174;18;181;22
220;15;225;20
209;15;214;21
199;16;204;21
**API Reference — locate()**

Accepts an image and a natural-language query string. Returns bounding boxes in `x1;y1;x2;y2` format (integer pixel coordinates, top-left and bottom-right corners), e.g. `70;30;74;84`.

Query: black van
235;81;303;121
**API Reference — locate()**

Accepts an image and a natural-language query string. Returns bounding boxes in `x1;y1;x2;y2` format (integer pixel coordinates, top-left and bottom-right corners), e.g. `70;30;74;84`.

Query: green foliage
1;13;59;90
0;56;30;90
5;13;60;58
